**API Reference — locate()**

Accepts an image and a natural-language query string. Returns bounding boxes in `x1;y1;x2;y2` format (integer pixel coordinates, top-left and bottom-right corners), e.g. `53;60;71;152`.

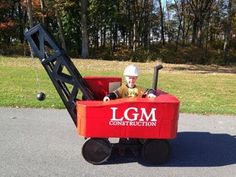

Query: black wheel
82;138;112;164
141;139;170;165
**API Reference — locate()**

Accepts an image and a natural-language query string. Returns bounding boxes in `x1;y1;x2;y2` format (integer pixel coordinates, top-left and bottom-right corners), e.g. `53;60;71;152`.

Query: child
103;64;156;102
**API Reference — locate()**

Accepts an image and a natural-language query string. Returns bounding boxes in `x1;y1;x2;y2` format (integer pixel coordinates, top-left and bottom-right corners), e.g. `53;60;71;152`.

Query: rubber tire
141;139;170;165
82;138;112;165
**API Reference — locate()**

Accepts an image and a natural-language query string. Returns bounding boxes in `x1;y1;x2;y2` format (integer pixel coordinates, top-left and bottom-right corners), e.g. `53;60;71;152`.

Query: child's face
125;76;138;88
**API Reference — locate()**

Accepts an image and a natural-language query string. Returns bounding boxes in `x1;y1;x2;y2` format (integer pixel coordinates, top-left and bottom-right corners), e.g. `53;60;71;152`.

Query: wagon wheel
141;139;170;165
82;138;112;165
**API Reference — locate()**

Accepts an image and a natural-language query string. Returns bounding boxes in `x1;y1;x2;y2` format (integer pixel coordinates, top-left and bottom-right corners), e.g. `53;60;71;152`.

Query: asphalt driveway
0;107;235;177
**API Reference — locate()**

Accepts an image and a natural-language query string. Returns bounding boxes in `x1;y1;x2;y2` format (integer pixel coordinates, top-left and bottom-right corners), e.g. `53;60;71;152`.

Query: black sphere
36;92;46;101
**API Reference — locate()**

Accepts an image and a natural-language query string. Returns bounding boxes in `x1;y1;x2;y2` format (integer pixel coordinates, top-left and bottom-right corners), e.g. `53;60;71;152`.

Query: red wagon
78;77;179;164
24;24;180;165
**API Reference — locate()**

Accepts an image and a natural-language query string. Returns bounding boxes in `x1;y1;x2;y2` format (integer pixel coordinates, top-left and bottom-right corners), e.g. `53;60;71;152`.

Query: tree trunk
174;0;182;50
143;0;150;49
81;0;89;58
158;0;165;45
94;29;99;49
102;27;106;47
26;0;34;57
55;9;67;52
175;22;181;51
26;0;33;27
197;22;204;48
192;19;197;45
223;0;232;64
112;23;118;51
133;23;137;52
39;0;45;25
18;2;24;43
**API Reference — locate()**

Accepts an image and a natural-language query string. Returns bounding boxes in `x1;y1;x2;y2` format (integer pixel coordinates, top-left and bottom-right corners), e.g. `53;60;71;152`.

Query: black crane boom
24;24;94;126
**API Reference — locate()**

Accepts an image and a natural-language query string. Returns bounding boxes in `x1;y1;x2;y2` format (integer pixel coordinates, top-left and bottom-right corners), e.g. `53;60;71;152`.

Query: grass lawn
1;56;236;115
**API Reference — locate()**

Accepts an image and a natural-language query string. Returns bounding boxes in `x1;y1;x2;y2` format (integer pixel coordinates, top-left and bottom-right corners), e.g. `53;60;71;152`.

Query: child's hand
103;96;110;102
147;93;156;98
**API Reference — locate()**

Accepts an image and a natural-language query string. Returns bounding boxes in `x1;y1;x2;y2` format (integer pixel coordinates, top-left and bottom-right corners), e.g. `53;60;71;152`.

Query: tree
55;8;67;52
172;0;192;48
26;0;34;57
39;0;45;24
223;0;233;64
81;0;89;58
0;1;17;46
26;0;33;27
187;0;216;48
158;0;165;45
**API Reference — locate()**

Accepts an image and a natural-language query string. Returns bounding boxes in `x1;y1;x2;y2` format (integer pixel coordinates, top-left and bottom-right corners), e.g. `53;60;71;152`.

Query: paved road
0;107;235;177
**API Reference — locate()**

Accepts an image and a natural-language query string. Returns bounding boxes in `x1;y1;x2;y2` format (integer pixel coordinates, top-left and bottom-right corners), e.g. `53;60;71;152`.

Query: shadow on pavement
106;132;236;167
166;131;236;167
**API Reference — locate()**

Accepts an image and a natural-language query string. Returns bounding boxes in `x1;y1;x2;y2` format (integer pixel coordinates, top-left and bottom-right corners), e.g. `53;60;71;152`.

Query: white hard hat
123;64;139;76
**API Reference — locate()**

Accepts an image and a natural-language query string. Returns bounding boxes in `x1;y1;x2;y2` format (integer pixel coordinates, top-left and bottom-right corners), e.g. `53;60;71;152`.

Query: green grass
1;56;236;115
